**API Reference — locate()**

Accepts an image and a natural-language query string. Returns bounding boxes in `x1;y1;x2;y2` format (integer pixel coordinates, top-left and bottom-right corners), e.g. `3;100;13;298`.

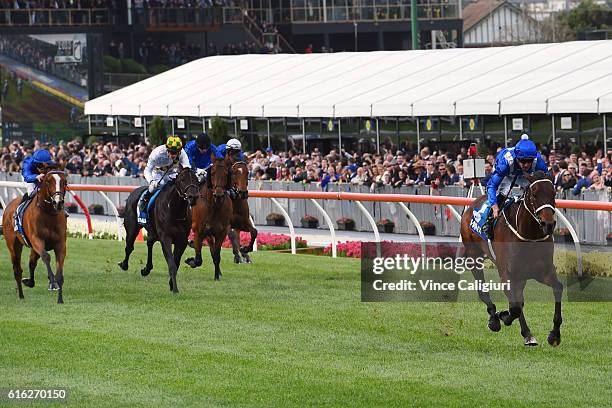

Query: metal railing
0;8;113;26
224;1;459;25
133;7;223;28
241;11;296;54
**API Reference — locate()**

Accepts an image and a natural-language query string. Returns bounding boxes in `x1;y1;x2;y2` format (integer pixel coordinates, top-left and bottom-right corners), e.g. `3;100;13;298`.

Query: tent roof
85;40;612;118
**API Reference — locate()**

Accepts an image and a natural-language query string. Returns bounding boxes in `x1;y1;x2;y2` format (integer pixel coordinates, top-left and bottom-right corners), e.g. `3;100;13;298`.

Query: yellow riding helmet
165;136;183;153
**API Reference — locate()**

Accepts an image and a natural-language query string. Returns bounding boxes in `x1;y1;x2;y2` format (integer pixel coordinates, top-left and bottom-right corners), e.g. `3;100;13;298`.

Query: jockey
215;138;245;163
184;132;216;182
21;149;55;204
214;138;245;199
138;135;191;224
480;134;548;238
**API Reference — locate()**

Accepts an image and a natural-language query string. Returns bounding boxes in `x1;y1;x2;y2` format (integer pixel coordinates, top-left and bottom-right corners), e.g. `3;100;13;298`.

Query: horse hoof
118;261;128;271
58;298;64;304
48;282;60;291
547;331;561;347
498;310;513;326
140;267;151;277
234;256;242;264
488;316;501;332
243;257;252;264
524;335;539;346
21;278;35;288
188;240;194;248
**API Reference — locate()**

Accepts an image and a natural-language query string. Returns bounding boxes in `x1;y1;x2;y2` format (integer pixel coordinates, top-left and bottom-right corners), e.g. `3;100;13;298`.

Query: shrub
88;204;104;215
121;58;147;74
266;213;285;221
103;55;121;73
377;218;394;226
148;64;171;75
65;202;78;213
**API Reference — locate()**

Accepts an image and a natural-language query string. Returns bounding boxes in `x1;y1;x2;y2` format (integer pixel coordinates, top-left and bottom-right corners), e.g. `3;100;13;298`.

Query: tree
541;0;612;42
148;116;166;146
209;116;229;145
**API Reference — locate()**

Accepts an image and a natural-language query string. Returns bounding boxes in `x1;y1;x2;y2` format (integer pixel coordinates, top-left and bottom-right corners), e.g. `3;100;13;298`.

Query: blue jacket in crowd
184;140;217;169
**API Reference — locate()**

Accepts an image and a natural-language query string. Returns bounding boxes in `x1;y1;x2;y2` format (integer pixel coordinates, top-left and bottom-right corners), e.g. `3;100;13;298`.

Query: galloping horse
185;156;233;280
2;169;68;303
227;160;258;264
461;171;563;346
119;166;200;293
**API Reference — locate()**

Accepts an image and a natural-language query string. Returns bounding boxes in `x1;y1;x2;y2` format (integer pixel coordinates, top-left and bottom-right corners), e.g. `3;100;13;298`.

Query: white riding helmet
227;138;242;151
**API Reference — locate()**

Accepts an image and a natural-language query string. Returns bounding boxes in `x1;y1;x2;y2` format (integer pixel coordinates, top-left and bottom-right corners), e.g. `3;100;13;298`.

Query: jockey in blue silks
184;132;216;182
214;138;245;200
21;149;55;202
479;134;549;238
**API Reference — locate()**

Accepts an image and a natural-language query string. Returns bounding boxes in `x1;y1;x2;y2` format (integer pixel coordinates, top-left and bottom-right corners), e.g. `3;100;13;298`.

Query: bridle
174;168;200;201
208;161;231;199
39;170;67;211
502;178;555;242
231;160;249;199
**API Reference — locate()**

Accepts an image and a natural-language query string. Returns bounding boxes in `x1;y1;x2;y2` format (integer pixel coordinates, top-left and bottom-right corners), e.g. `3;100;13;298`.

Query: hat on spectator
266;147;273;153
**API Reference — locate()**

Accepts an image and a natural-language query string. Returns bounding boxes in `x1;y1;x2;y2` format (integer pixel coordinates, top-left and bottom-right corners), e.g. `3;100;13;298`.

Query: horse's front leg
160;237;179;294
54;243;66;304
546;276;563;347
141;234;156;276
185;227;203;268
498;279;527;339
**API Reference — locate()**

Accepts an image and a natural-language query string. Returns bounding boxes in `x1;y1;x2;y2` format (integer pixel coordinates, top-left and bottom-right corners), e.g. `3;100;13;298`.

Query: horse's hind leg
241;224;258;264
209;235;222;281
141;235;156;276
9;240;24;299
469;252;500;331
118;224;139;271
22;249;39;288
228;229;242;264
518;306;537;346
30;238;58;291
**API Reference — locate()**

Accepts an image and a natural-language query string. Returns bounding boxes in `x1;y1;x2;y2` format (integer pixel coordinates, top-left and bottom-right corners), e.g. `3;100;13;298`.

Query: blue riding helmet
32;149;55;165
515;134;537;160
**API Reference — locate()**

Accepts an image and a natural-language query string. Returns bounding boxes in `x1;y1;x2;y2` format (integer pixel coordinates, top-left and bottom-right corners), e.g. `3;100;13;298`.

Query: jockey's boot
482;212;494;241
19;192;29;205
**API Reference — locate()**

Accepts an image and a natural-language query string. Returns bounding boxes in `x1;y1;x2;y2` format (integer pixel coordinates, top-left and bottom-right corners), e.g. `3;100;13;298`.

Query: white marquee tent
85;40;612;119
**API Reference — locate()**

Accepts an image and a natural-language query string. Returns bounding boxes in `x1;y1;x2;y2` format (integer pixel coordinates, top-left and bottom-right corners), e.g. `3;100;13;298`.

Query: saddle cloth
137;188;162;226
13;197;33;248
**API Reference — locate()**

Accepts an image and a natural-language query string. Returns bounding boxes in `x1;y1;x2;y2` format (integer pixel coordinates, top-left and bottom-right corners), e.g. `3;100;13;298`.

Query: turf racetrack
0;238;610;407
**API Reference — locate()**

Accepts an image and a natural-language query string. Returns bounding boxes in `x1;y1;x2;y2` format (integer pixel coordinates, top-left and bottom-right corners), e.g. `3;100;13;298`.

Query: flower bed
189;231;307;251
323;241;458;259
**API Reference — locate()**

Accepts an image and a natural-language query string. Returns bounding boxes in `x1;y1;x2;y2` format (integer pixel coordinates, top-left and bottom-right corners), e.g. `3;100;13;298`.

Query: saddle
14;195;33;248
470;197;518;242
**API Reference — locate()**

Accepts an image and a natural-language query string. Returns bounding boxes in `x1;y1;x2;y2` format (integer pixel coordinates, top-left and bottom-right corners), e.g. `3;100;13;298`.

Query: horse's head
41;169;67;211
175;166;200;206
208;156;231;205
230;160;249;199
524;171;556;235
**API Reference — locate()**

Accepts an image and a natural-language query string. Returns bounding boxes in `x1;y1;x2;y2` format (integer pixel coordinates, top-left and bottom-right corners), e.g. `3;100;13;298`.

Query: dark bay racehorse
119;166;199;293
461;171;563;346
185;156;233;280
227;160;258;264
2;169;67;303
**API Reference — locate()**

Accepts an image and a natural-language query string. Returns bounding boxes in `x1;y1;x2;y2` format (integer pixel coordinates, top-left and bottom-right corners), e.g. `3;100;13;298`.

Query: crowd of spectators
1;139;150;178
0;1;113;8
1;138;610;197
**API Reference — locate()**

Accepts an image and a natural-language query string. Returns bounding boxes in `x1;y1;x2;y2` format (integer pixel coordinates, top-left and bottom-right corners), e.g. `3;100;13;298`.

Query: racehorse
461;171;563;346
227;160;258;264
185;156;233;280
119;166;200;293
2;169;67;303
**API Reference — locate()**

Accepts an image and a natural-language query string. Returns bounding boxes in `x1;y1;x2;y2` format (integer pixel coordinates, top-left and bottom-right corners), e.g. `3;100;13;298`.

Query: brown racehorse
227;160;258;264
185;156;233;280
461;171;563;346
2;169;68;303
